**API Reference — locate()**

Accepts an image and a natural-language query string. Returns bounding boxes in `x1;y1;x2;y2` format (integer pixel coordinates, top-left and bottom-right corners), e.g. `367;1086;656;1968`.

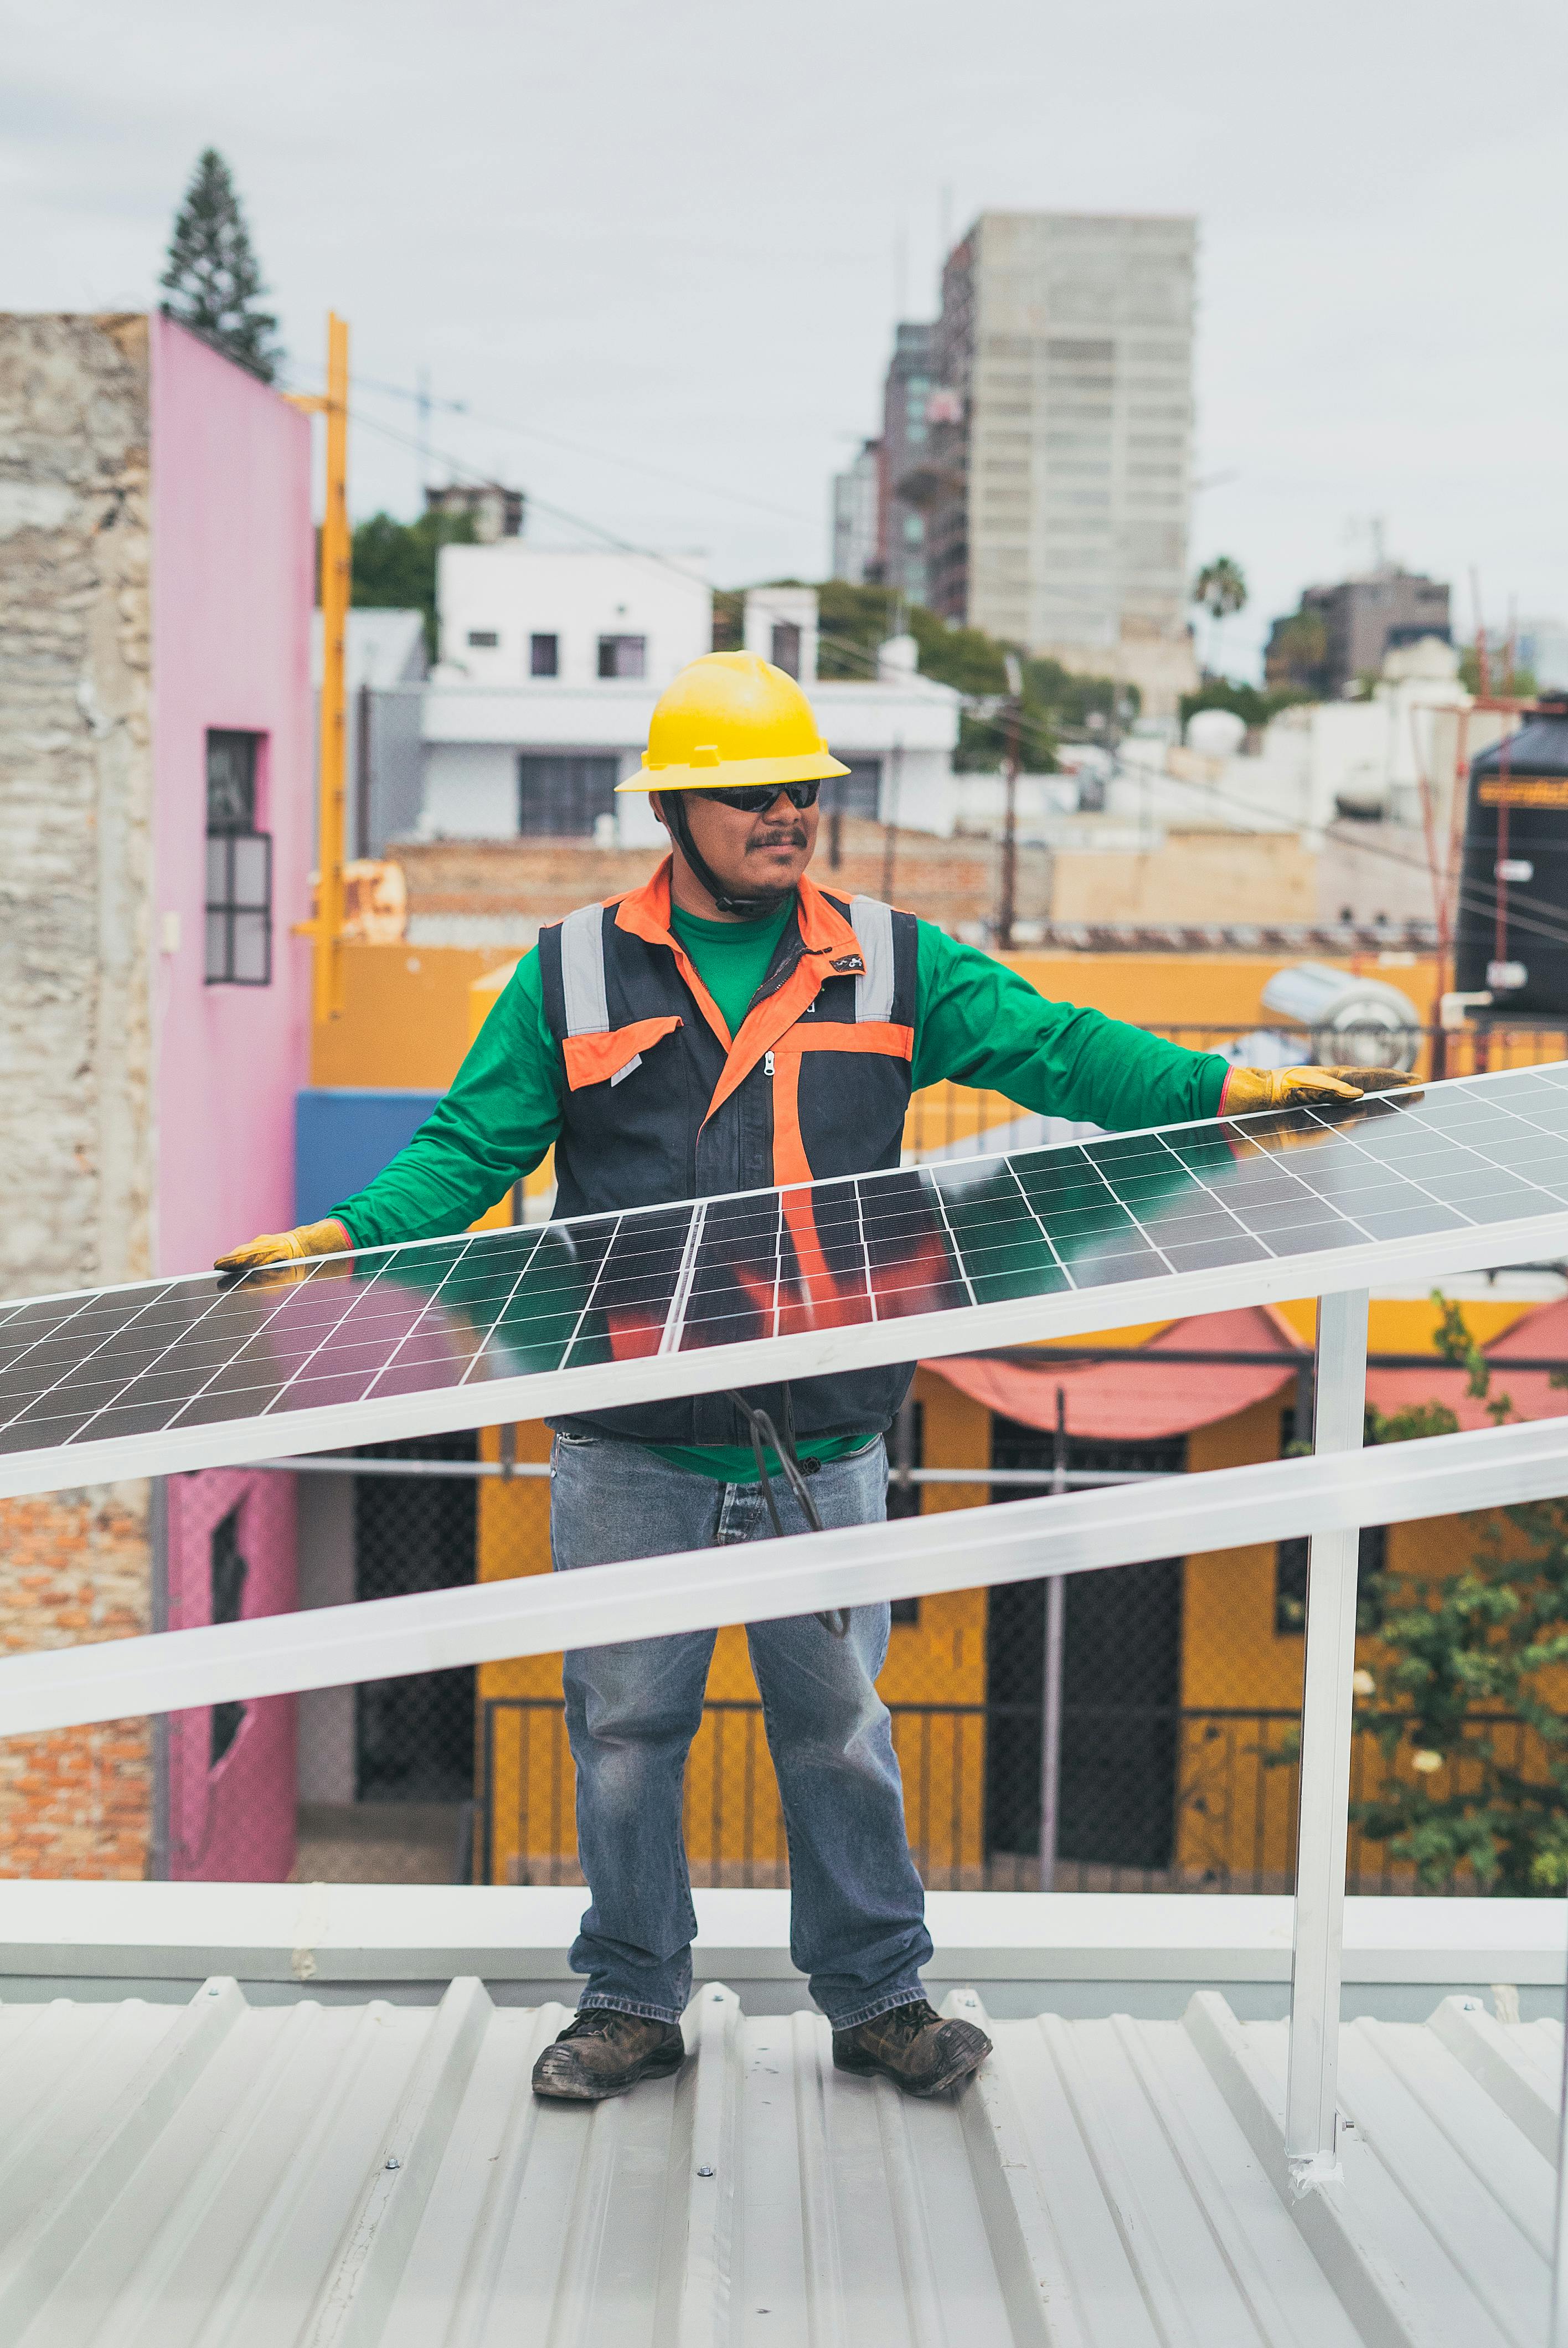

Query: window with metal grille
530;632;559;677
597;634;646;679
467;630;499;648
204;730;271;985
517;753;619;838
986;1417;1187;1870
209;1506;249;1767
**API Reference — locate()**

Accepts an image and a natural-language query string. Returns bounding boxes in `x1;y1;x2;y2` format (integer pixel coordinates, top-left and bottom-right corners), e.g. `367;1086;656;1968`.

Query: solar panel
4;1065;1568;1500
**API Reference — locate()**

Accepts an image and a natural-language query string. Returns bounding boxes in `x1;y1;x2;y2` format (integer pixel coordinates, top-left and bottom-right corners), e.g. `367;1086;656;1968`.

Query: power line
349;402;1568;950
287;363;816;530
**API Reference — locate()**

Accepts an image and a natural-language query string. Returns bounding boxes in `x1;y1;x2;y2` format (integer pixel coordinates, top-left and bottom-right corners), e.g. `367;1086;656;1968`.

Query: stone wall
0;314;157;1876
0;313;154;1294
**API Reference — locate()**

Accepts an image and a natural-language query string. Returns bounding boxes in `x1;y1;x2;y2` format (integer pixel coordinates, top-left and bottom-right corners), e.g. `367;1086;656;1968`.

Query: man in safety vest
219;652;1411;2104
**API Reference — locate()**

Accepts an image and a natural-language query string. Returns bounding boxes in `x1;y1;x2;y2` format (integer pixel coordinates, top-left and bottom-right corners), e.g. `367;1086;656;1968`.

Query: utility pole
1039;1384;1068;1892
880;737;902;902
998;652;1022;950
286;312;352;1026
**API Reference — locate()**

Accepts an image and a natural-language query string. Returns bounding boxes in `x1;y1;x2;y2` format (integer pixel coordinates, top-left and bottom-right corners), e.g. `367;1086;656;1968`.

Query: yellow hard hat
616;650;851;792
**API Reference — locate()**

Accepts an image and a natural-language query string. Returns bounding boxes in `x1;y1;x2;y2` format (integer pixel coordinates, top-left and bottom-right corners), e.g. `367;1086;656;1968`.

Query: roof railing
2;1274;1567;2324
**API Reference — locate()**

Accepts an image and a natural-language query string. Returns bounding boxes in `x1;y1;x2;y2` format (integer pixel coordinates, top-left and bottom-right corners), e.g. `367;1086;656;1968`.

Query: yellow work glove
213;1218;352;1276
1221;1065;1417;1114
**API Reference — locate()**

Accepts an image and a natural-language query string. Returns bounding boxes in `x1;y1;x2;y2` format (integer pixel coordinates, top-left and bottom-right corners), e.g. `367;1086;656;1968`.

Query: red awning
924;1296;1568;1441
924;1304;1300;1440
1363;1294;1568;1432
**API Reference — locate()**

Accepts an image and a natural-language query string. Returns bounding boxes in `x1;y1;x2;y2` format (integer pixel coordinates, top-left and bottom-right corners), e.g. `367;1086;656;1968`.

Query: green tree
1348;1296;1568;1892
1458;645;1538;699
1179;679;1312;733
727;579;1139;774
1193;555;1248;625
351;509;477;656
159;149;281;383
1192;556;1247;677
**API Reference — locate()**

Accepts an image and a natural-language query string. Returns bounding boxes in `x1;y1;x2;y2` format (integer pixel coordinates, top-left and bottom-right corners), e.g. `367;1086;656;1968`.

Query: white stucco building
417;559;960;845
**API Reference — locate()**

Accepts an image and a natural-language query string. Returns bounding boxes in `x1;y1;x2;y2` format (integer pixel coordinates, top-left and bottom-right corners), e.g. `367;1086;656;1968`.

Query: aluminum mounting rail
3;1408;1568;1738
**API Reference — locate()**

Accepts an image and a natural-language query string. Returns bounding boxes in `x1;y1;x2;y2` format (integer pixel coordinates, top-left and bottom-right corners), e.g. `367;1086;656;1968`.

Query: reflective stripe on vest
558;901;609;1037
849;896;895;1022
561;890;897;1033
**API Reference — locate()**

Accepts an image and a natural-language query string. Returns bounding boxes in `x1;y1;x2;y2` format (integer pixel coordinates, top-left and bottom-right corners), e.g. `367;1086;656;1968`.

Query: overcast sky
5;0;1565;677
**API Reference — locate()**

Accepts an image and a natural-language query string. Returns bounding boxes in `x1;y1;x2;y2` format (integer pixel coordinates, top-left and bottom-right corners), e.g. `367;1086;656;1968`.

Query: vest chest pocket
561;1015;683;1092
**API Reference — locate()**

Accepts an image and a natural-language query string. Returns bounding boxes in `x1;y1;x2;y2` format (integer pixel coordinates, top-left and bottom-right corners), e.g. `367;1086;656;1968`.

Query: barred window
204;730;271;986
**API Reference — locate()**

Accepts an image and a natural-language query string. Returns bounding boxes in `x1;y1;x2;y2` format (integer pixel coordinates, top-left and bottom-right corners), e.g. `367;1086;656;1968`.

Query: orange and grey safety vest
537;861;921;1450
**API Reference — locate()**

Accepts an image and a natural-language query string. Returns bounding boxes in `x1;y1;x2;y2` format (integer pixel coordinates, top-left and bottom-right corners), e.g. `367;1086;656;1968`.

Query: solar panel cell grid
3;1068;1568;1491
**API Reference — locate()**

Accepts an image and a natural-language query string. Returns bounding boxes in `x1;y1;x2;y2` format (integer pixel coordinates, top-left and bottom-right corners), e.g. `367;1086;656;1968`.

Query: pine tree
159;149;281;384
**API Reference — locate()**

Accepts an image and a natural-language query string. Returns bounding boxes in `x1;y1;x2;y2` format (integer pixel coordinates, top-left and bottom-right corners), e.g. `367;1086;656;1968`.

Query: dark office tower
1265;571;1451;701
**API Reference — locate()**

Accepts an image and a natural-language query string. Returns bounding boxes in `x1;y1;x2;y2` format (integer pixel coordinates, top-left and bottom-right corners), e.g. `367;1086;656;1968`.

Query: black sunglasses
698;779;821;815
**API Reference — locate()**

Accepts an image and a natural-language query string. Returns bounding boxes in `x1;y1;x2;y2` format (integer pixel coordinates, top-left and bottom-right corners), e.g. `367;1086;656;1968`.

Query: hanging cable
725;1388;849;1638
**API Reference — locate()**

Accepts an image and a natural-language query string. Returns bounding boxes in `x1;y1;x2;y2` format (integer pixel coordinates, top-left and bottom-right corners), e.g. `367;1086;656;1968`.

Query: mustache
747;825;808;852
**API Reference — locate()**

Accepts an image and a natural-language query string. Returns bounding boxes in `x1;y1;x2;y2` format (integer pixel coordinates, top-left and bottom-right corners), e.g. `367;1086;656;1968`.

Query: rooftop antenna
1471;566;1491;696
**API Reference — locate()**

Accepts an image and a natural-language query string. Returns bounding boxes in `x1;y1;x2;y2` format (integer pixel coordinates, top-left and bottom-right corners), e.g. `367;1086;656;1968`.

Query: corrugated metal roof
1;1977;1558;2345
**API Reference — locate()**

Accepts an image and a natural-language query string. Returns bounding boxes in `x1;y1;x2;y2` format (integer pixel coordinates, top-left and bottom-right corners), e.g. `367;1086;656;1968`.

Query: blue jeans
549;1429;932;2027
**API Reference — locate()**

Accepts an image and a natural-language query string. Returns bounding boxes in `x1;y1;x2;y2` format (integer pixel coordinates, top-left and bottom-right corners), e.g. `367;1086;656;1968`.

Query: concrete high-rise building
877;322;936;606
920;212;1200;715
829;438;881;583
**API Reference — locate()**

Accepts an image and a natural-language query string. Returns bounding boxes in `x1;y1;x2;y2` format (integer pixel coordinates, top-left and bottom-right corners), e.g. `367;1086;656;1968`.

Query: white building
1106;637;1479;845
417;559;960;846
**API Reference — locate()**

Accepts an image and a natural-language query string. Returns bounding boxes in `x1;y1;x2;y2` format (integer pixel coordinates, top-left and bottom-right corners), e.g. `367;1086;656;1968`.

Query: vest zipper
764;1050;775;1075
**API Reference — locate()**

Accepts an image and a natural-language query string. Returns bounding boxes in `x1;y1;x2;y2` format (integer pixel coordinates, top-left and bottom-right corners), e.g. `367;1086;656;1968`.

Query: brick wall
0;313;158;1877
0;1484;153;1877
395;818;1052;938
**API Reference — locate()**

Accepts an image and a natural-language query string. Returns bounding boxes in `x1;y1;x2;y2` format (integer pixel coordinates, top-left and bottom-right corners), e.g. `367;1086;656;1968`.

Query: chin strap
662;791;791;920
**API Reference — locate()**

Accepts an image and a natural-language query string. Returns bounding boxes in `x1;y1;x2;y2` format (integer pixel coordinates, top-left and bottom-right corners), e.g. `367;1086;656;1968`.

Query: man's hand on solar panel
213;1218;351;1281
1220;1065;1419;1113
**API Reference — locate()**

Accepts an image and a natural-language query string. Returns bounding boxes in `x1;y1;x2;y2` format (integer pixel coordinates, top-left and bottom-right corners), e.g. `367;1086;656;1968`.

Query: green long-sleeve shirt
333;907;1226;1477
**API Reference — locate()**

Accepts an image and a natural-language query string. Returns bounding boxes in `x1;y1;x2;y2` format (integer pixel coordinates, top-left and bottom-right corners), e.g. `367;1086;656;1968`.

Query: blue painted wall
295;1087;443;1223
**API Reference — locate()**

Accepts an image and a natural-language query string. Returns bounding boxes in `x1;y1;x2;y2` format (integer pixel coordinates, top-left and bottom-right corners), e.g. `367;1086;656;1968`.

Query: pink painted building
0;312;314;1882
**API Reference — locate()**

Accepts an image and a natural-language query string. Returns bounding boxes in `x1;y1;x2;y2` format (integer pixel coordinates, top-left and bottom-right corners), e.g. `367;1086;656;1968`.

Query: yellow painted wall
311;941;505;1088
474;1367;991;1884
316;938;1451;1104
320;937;1558;1886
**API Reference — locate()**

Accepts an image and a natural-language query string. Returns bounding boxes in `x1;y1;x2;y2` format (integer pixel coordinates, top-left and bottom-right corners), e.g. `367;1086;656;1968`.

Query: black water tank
1454;698;1568;1016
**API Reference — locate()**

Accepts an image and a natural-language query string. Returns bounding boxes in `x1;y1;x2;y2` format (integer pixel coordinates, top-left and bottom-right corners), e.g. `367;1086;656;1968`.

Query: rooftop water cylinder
1454;696;1568;1015
1259;960;1421;1072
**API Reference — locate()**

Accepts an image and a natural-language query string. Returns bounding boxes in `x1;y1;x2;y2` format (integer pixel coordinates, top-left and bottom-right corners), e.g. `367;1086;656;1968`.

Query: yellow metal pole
315;312;352;1023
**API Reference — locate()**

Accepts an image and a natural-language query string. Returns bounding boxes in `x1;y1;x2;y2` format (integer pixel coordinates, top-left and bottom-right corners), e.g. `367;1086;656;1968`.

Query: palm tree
1192;556;1248;674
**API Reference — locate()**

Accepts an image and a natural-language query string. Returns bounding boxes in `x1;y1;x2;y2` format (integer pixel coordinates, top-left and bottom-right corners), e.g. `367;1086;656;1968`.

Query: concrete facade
0;312;313;1883
417;573;960;849
876;320;936;604
927;211;1200;714
434;543;710;691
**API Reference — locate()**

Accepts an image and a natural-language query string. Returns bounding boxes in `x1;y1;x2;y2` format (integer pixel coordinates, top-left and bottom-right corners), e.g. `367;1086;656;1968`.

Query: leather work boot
532;2007;687;2102
832;1999;992;2097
